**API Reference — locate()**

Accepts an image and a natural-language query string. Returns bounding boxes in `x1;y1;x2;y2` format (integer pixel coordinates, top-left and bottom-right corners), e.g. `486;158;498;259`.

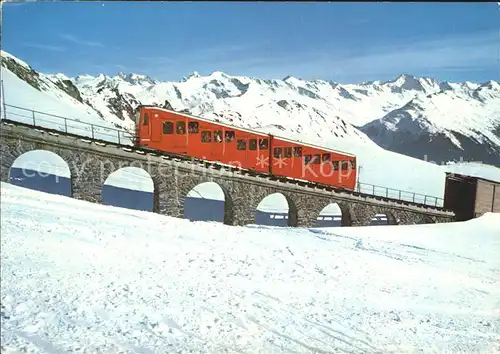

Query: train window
293;147;302;157
214;130;223;143
188;121;199;134
176;121;186;134
313;154;321;164
249;139;257;150
143;113;149;125
225;131;235;142
237;139;246;150
201;131;211;143
259;138;268;149
284;147;293;158
322;153;331;162
273;147;283;158
163;121;173;134
350;160;356;169
304;154;312;164
341;161;349;170
332;161;339;171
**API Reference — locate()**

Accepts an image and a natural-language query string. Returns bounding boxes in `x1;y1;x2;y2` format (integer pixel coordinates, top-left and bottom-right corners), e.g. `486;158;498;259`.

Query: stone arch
8;149;72;196
314;202;352;227
255;192;298;227
415;215;436;224
184;181;233;225
369;210;399;226
102;166;156;212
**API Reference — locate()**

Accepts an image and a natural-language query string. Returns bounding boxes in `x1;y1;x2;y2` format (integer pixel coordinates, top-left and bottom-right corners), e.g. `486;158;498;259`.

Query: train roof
140;105;357;159
141;105;268;137
271;134;356;158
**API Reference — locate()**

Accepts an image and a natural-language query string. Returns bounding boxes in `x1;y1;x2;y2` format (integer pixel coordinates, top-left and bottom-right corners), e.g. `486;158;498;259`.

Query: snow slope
1;51;134;144
1;183;500;353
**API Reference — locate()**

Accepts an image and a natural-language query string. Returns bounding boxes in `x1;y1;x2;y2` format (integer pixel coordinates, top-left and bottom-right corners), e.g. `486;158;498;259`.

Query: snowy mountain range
2;50;499;166
2;49;500;203
67;70;500;166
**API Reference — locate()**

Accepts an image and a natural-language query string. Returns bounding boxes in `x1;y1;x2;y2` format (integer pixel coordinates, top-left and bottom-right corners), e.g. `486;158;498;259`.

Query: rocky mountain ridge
2;50;499;165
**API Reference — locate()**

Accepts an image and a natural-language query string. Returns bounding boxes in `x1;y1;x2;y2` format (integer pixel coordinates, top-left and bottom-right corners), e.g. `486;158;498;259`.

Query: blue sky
3;1;499;83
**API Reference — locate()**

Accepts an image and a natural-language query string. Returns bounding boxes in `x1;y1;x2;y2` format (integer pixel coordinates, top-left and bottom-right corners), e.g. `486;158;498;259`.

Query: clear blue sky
3;1;499;83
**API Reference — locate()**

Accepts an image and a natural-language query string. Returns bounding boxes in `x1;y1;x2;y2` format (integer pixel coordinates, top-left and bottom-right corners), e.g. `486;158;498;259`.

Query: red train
134;106;358;189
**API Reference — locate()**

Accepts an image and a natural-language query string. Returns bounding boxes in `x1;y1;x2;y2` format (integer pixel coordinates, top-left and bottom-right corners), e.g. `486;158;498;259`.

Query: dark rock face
2;56;41;91
276;100;289;109
492;124;500;139
162;100;174;110
54;79;84;103
106;88;140;121
362;122;500;167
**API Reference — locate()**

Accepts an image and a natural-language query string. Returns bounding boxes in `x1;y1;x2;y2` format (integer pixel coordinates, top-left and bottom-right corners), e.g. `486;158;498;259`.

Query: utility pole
0;80;6;120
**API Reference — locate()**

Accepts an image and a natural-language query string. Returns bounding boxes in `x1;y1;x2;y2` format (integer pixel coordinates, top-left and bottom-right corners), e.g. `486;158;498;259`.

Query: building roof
445;172;500;185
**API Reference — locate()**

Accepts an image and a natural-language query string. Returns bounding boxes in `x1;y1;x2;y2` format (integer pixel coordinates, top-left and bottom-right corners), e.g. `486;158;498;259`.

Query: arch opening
9;149;72;196
369;212;398;226
184;182;231;224
255;193;297;227
416;215;435;224
314;202;351;227
102;167;155;211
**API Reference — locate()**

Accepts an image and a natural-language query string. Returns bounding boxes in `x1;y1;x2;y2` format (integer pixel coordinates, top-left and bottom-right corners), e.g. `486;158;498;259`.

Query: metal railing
1;103;135;145
0;101;445;208
356;181;443;207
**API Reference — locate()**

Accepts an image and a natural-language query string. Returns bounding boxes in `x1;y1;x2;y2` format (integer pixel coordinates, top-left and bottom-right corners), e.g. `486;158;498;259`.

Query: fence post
1;80;6;120
117;130;121;145
413;193;415;203
386;188;388;198
32;110;36;126
424;195;427;205
91;125;95;139
64;118;68;133
398;190;402;200
372;184;375;195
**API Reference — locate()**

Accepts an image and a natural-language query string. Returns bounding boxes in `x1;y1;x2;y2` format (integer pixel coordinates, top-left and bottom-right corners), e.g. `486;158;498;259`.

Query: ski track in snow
1;182;500;353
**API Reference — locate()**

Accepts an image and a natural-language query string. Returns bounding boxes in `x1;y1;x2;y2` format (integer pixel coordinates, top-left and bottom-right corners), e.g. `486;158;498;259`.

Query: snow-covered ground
1;182;500;353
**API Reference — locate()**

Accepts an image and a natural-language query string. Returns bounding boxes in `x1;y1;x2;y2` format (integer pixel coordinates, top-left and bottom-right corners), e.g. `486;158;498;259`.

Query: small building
443;173;500;221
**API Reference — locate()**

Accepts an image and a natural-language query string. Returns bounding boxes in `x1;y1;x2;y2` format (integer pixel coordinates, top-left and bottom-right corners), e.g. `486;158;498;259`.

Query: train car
135;105;271;173
270;136;357;190
135;106;358;189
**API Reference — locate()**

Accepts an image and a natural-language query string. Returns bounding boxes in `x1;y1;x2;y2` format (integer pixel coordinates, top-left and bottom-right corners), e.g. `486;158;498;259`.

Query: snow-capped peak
1;50;31;69
115;72;156;86
480;80;500;90
184;71;201;81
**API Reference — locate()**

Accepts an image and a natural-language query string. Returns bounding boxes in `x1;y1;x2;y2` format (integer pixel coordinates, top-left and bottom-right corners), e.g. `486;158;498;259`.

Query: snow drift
1;182;500;353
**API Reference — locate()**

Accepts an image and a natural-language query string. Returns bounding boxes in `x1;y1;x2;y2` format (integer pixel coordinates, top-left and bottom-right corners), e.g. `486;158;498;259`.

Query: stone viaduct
0;120;456;227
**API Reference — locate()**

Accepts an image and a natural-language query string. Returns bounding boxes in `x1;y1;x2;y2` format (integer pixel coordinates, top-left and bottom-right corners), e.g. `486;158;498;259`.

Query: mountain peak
208;71;230;80
186;71;201;80
114;72;156;85
382;73;435;93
